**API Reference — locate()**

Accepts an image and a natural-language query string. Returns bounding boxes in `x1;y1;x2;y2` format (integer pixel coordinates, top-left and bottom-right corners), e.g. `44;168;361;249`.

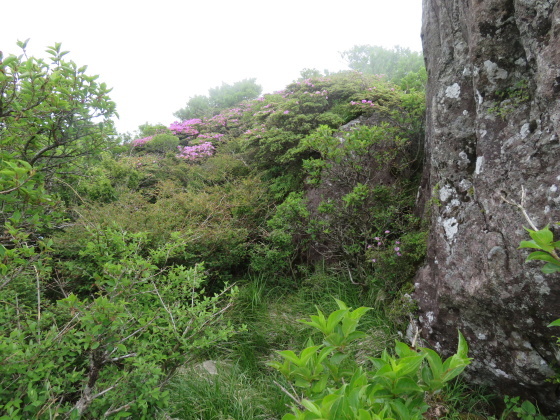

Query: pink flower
394;247;400;252
395;241;400;244
284;110;290;114
385;230;390;234
176;142;215;161
131;136;153;147
397;252;402;256
372;259;376;263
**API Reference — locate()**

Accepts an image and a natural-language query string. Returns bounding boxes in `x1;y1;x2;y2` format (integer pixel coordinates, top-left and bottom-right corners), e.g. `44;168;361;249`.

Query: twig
500;186;539;231
0;173;36;194
108;353;137;363
34;265;41;342
104;400;136;418
273;380;303;407
347;267;366;287
151;280;177;335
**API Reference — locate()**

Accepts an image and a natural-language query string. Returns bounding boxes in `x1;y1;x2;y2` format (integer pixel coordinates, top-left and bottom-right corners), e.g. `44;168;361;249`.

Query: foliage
518;224;560;274
1;42;437;419
0;40;117;184
519;222;560;388
0;152;63;233
55;173;269;285
341;45;426;91
250;191;310;277
488;396;547;420
269;299;471;420
298;122;425;280
174;78;262;120
0;225;239;418
488;80;531;119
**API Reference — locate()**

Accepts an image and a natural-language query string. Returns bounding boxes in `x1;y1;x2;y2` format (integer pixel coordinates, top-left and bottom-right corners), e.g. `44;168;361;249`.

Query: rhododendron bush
177;142;215;160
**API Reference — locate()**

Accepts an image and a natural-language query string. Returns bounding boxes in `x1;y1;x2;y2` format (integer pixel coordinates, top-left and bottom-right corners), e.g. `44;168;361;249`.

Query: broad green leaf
526;251;560;265
542;262;560;274
393;355;426;377
420;348;443;379
528;226;554;246
518;240;542;250
456;331;469;359
278;350;302;365
334;298;348;311
301;399;322;416
300;345;322;365
548;319;560;327
392;376;423;395
325;309;349;334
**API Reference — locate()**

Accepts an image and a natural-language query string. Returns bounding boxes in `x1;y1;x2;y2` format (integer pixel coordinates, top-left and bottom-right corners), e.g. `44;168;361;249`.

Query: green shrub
144;133;180;154
0;225;239;418
269;299;471;420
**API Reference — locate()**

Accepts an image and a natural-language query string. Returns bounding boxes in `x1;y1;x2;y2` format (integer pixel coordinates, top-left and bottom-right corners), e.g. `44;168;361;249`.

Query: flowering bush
169;119;202;137
131;136;153;147
176;142;215;161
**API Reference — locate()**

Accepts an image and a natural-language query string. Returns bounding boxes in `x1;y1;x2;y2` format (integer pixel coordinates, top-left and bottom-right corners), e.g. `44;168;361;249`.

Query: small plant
487;396;547;420
269;299;471;419
519;223;560;274
488;80;530;119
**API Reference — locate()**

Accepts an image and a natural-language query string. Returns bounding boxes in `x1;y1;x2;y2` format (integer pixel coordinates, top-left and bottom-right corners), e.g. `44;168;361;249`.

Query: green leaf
528;226;553;244
277;350;301;365
325;309;348;334
421;348;443;379
542;262;560;274
334;298;348;311
456;331;469;359
548;319;560;327
392;376;423;395
301;399;322;416
518;240;542;250
393;355;426;377
526;251;560;265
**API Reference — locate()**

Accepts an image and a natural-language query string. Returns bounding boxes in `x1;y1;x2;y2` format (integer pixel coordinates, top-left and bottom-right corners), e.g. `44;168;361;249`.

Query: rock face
417;0;560;411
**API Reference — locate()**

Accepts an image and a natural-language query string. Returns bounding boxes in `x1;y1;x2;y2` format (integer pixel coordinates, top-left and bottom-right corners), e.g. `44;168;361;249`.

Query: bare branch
500;186;539;231
273;380;303;407
108;353;137;363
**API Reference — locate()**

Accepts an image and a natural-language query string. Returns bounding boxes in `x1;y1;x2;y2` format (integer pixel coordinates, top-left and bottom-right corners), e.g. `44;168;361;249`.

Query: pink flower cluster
350;99;376;107
198;133;225;140
368;231;403;263
296;78;316;87
169;119;202;136
301;90;329;99
131;136;153;147
176;142;215;161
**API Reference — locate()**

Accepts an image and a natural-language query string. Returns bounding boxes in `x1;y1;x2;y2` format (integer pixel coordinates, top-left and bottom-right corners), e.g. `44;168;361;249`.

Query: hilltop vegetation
2;42;543;419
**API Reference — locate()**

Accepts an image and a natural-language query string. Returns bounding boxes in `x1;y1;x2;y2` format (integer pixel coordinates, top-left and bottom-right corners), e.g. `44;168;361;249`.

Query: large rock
416;0;560;411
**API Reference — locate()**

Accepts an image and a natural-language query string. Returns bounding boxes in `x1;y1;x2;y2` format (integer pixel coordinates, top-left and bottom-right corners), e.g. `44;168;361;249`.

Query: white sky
1;0;422;135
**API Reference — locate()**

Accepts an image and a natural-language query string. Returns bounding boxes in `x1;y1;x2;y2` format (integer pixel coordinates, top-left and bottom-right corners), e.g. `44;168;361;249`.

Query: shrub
269;299;471;420
0;225;239;418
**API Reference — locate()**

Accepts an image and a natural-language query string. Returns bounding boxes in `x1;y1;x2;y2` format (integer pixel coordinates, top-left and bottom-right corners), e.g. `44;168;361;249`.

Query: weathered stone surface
417;0;560;411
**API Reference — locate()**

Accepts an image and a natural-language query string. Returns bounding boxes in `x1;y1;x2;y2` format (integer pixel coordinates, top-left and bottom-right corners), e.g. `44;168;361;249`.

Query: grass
163;361;289;419
162;267;400;419
162;266;514;420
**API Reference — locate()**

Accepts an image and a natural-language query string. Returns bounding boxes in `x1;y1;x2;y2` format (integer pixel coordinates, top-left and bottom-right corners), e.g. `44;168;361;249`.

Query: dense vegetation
0;42;550;419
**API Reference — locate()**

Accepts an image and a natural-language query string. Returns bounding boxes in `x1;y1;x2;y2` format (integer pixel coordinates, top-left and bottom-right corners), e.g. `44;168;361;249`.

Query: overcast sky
1;0;422;135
